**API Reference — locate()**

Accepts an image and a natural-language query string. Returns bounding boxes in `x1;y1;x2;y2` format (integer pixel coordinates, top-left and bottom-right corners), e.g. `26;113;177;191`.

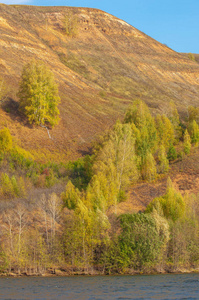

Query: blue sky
2;0;199;53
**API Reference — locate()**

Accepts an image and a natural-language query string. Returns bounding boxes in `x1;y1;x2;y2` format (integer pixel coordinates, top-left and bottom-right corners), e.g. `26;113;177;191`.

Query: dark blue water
0;273;198;300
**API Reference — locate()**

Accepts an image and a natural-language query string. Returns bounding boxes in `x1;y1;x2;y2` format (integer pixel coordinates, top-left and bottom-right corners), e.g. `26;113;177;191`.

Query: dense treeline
0;100;199;275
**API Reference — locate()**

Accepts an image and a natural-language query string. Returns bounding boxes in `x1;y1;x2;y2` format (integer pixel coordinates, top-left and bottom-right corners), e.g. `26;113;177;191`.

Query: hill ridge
0;4;199;159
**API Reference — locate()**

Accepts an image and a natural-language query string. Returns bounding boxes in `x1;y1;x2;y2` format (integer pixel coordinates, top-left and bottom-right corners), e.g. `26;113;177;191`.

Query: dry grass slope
0;4;199;160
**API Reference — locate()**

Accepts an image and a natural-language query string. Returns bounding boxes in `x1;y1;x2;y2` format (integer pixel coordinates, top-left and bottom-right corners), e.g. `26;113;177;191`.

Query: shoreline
1;268;199;278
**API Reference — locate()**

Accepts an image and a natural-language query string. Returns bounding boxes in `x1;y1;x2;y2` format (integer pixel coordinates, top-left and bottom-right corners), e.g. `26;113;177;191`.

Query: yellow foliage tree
141;151;157;181
158;145;169;174
125;100;157;152
183;129;191;154
0;127;12;153
188;120;199;144
61;180;81;210
18;60;60;133
64;11;78;37
156;114;175;150
93;121;138;210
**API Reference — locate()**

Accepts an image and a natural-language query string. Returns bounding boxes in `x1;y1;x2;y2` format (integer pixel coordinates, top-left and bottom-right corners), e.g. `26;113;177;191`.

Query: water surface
0;273;198;299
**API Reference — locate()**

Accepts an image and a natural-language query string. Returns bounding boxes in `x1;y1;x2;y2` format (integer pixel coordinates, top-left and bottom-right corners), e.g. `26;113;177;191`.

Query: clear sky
1;0;199;54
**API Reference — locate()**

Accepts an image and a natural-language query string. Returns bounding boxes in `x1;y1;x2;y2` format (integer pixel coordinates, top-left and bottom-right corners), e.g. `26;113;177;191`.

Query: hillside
0;4;199;160
114;148;199;214
182;53;199;64
1;5;199;275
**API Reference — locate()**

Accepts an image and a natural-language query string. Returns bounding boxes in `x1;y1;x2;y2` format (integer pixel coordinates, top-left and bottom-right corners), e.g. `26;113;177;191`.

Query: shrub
9;146;33;170
0;173;14;198
146;178;185;222
0;128;12;153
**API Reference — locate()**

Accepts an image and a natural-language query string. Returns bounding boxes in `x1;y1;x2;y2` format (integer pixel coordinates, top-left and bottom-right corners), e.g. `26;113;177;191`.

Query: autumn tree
37;194;50;248
37;193;63;262
125;100;158;181
17;60;60;136
125;100;157;154
158;145;169;174
87;168;118;212
92;121;138;211
188;106;199;123
0;173;15;199
164;101;181;140
64;198;110;269
64;11;78;37
0;127;12;153
141;151;157;181
146;177;185;222
188;53;196;61
155;114;175;150
1;203;28;273
188;120;199;144
183;129;191;154
61;180;81;210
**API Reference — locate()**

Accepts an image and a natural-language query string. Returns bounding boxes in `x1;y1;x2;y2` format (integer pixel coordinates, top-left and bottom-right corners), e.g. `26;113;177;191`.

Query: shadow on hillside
1;98;33;128
1;97;19;113
78;148;92;156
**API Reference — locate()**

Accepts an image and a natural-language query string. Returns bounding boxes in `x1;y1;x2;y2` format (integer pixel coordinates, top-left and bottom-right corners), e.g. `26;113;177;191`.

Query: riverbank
1;266;199;277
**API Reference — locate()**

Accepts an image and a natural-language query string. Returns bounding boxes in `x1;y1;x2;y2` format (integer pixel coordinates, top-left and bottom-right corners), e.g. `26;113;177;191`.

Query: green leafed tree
119;213;166;269
17;60;60;130
167;143;177;161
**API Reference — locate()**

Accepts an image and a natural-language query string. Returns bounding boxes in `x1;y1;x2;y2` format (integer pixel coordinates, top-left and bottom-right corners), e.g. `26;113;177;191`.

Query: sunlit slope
0;4;199;159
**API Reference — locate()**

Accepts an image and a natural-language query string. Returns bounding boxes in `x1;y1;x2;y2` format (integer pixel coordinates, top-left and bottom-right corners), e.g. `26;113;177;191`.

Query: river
0;273;198;299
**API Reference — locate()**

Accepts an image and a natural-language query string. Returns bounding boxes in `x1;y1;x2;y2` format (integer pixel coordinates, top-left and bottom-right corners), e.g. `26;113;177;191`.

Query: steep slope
108;148;199;215
0;4;199;160
195;54;199;64
182;53;199;64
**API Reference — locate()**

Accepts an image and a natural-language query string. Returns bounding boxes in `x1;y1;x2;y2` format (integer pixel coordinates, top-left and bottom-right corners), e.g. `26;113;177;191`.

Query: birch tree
92;121;138;210
18;60;60;137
